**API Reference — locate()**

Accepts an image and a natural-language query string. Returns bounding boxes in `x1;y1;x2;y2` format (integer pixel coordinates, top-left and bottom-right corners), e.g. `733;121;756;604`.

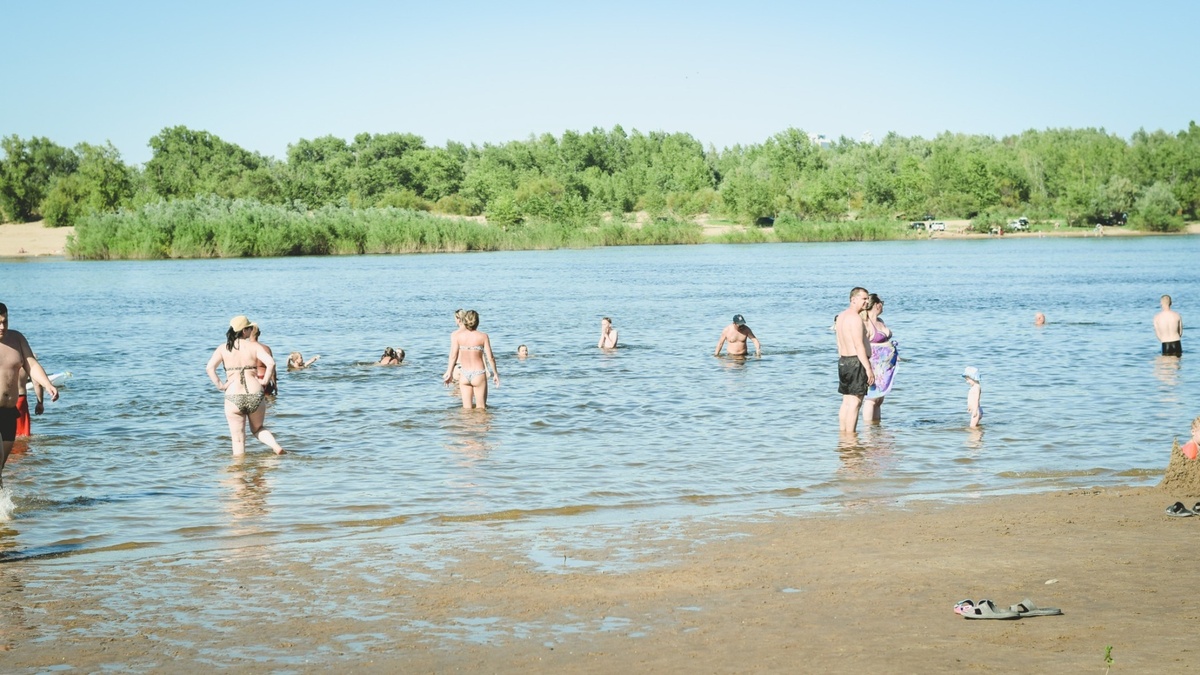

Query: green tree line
3;122;1198;233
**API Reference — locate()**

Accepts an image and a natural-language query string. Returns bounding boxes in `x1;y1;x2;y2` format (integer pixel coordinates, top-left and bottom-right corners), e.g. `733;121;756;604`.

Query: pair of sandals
954;598;1062;619
1165;501;1200;517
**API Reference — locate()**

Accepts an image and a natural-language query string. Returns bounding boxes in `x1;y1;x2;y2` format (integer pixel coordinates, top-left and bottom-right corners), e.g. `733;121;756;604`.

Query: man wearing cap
836;288;874;433
715;314;761;358
0;302;60;488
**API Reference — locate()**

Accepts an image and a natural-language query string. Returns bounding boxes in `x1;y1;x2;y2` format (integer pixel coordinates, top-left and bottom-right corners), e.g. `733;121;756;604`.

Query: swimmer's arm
746;328;761;357
484;335;500;386
714;332;726;356
206;347;227;390
855;324;874;385
610;329;618;347
304;355;320;367
257;347;277;387
19;339;58;402
444;334;460;383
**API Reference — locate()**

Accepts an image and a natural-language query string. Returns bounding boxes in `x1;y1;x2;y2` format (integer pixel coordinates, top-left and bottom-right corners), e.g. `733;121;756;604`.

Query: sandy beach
2;479;1197;672
0;221;72;257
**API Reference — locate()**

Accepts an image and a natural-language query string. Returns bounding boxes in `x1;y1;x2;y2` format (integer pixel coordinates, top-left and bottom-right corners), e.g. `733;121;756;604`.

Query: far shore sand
3;482;1199;671
3;219;1197;259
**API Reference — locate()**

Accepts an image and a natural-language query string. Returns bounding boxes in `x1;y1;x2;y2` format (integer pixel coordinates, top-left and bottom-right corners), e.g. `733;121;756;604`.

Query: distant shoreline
2;218;1197;259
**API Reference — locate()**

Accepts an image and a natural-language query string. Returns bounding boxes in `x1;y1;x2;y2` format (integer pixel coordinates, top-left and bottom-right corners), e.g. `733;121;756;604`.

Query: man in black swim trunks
0;303;60;488
1154;294;1183;356
835;288;875;433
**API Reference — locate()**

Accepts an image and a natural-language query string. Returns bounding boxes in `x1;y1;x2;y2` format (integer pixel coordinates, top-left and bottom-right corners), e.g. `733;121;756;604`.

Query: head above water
517;344;528;356
454;308;465;325
849;287;870;310
462;310;480;331
1034;312;1046;326
1162;294;1173;308
962;366;981;383
732;314;745;326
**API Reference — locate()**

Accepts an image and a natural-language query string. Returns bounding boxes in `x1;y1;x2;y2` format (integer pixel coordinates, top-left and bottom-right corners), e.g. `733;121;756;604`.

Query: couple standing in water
836;288;898;433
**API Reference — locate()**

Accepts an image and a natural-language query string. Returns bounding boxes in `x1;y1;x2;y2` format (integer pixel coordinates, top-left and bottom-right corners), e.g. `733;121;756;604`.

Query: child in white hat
963;367;982;428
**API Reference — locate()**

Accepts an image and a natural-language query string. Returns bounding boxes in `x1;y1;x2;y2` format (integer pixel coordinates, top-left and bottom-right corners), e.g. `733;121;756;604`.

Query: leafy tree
1130;181;1183;232
145;126;270;200
0;135;78;221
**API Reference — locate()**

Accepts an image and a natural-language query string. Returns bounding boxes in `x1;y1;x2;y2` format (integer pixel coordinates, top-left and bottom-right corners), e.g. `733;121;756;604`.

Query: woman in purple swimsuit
861;294;898;423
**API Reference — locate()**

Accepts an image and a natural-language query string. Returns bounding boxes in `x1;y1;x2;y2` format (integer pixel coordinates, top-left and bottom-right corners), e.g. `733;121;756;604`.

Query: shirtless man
714;314;761;357
1154;295;1183;356
598;317;618;349
0;303;60;487
835;288;874;433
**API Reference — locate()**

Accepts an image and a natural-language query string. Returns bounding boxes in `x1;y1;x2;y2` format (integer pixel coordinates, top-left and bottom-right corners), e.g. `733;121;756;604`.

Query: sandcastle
1157;439;1200;496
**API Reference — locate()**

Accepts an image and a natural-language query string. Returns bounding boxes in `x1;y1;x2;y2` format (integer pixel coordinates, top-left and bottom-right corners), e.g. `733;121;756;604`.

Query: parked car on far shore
1008;218;1029;232
928;221;946;231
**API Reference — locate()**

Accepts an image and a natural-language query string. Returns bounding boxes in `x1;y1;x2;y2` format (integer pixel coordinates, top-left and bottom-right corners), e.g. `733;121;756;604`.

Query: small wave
997;468;1106;479
437;504;601;523
0;488;13;521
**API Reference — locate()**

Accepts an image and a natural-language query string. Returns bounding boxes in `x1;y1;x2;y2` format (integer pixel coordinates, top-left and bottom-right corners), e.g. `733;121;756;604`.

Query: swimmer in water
379;347;403;365
206;316;285;455
963;366;982;428
443;310;499;409
288;351;320;371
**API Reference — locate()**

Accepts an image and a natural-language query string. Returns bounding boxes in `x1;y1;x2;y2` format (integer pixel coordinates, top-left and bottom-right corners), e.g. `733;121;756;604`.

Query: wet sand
2;484;1197;671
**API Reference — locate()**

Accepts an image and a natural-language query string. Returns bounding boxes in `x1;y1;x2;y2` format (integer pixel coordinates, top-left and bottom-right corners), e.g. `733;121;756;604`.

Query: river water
0;237;1194;566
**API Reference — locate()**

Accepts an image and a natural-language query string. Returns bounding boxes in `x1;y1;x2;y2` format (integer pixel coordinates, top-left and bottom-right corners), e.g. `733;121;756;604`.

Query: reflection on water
1;238;1198;564
965;427;985;453
1155;355;1182;388
222;455;275;524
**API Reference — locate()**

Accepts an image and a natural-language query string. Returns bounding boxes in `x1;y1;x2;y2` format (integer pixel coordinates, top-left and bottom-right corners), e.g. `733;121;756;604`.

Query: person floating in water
598;317;618;349
379;347;403;365
835;288;874;434
206;316;285;456
0;303;60;487
963;366;982;428
517;344;529;359
288;351;320;371
714;314;760;358
1154;294;1182;356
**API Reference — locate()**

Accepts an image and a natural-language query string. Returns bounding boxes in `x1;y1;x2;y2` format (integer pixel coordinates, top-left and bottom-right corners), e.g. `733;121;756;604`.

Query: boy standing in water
963;367;982;428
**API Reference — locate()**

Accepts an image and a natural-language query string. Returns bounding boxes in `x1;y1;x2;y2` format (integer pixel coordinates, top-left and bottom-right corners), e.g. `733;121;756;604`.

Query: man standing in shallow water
0;303;59;488
714;314;761;357
1154;294;1183;356
835;288;874;433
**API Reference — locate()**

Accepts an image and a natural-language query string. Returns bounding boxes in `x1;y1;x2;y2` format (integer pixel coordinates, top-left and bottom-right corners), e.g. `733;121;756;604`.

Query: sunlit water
1;237;1195;565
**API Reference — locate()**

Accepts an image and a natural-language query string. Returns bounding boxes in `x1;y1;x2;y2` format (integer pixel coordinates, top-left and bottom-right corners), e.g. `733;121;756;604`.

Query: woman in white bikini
443;309;499;409
206;315;285;455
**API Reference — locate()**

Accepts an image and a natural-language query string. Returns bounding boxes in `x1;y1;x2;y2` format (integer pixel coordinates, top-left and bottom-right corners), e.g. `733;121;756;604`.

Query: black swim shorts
838;356;869;397
1163;340;1183;356
0;407;17;443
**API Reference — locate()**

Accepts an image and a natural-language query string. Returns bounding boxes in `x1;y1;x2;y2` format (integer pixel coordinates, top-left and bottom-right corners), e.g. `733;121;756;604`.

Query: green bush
1129;182;1184;232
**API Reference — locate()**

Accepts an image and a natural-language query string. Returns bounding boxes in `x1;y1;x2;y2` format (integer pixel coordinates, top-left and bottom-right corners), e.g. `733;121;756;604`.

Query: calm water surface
1;237;1195;565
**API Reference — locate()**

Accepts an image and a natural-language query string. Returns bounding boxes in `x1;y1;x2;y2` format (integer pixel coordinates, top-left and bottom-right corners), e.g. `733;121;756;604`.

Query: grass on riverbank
66;197;927;259
66;197;711;259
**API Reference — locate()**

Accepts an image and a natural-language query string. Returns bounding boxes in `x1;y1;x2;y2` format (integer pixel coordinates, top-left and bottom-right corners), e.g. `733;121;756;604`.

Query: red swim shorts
15;395;31;437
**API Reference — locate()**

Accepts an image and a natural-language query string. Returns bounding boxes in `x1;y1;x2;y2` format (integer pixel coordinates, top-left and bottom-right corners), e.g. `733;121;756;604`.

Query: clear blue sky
2;0;1196;164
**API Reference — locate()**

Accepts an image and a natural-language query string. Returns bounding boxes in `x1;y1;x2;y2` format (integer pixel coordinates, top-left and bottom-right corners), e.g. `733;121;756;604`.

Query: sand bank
0;221;71;257
2;484;1197;671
